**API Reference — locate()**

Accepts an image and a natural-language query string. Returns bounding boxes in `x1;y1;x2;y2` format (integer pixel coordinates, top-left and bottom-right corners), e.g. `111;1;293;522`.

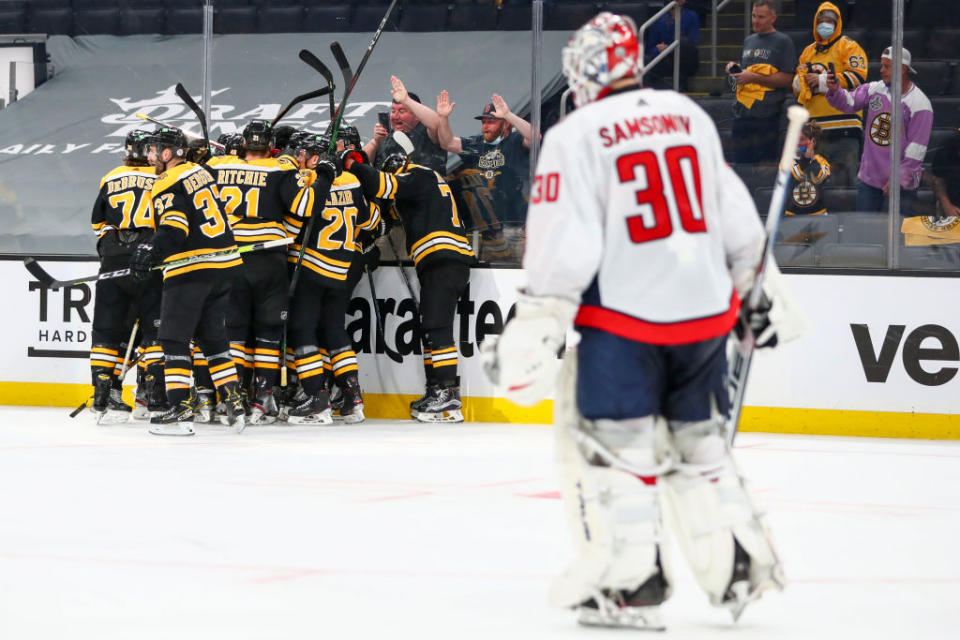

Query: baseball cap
882;46;917;74
474;103;503;120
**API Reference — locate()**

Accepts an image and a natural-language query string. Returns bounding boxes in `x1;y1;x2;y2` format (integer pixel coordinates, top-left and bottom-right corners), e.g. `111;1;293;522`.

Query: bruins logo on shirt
477;149;506;180
792;179;819;207
919;215;960;232
870;112;892;147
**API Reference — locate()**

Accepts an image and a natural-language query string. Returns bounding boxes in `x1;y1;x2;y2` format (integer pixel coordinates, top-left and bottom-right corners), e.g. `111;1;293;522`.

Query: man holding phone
362;75;447;175
725;0;796;163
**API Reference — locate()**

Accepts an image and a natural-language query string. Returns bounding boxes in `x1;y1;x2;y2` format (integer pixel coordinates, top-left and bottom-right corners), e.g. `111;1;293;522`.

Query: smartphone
377;111;391;131
729;63;743;74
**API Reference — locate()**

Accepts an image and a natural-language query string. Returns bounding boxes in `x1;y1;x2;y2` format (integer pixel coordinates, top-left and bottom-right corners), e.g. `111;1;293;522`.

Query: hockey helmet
296;133;329;157
562;12;640;107
380;151;408;174
242;119;274;152
273;124;297;151
124;129;152;164
149;126;189;158
224;133;245;157
339;124;361;149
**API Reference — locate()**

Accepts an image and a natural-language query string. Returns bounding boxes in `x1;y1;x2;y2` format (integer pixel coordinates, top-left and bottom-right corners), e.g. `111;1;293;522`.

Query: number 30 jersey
524;88;764;345
151;162;241;281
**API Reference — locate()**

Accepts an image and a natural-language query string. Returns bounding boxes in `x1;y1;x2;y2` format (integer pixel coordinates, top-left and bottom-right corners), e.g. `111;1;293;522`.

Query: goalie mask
242;119;274;152
562;12;641;107
124;129;151;165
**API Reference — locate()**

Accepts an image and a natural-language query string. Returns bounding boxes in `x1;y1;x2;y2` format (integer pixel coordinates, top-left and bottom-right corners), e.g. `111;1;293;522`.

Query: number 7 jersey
524;88;765;345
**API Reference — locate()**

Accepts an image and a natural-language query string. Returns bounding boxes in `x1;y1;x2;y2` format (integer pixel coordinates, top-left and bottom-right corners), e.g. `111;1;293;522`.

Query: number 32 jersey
524;88;764;345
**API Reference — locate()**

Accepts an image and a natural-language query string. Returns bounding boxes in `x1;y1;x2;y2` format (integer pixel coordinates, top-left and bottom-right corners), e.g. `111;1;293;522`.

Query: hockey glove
363;244;381;273
96;228;120;259
480;291;578;407
129;243;157;283
314;153;340;184
735;289;778;348
337;149;365;171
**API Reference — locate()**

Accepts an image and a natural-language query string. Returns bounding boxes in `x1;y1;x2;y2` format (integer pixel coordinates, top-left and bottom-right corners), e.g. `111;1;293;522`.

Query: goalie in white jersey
483;12;791;631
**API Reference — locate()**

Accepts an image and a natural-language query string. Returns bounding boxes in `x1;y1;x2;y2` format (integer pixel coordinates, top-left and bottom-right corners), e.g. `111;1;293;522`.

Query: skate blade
96;410;132;425
132;404;150;420
218;414;247;433
247;410;277;426
148;422;196;436
416;409;463;423
286;411;333;425
341;406;365;424
193;411;213;424
577;606;665;631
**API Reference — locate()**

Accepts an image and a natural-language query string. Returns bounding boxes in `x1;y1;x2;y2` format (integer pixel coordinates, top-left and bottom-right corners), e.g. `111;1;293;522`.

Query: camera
377;111;391;131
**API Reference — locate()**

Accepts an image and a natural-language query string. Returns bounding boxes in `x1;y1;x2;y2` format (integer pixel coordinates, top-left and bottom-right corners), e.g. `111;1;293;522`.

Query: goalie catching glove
481;291;578;406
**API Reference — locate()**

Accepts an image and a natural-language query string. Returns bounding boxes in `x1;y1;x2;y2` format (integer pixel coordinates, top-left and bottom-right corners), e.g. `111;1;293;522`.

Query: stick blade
174;82;208;140
298;49;335;85
392;131;414;155
23;257;57;288
330;41;353;87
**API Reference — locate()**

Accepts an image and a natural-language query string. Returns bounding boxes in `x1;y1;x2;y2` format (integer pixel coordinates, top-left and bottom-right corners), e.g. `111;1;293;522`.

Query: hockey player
284;134;378;424
131;127;246;436
343;146;476;423
206;119;315;424
482;13;790;629
89;129;165;423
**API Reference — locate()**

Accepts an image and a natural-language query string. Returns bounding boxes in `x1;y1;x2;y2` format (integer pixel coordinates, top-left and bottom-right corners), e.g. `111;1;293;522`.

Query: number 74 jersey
524;88;765;345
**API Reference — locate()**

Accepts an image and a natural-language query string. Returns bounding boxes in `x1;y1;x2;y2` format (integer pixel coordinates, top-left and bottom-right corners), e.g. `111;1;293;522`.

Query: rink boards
3;257;959;439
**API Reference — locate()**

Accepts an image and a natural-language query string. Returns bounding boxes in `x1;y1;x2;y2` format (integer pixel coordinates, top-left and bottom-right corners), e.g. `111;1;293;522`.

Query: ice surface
0;407;958;639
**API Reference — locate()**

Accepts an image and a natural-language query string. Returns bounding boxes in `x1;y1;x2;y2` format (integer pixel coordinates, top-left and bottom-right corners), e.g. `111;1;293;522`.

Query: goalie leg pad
663;418;784;612
549;351;674;610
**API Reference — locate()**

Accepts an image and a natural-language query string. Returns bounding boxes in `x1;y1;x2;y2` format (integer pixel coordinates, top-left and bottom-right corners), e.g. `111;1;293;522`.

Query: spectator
826;47;933;215
437;92;537;262
643;0;700;91
792;2;867;186
786;121;832;216
932;127;960;219
362;76;447;175
725;0;796;163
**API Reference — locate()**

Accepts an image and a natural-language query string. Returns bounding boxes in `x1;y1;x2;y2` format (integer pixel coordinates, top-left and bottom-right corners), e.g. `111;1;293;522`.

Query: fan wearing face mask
792;2;867;186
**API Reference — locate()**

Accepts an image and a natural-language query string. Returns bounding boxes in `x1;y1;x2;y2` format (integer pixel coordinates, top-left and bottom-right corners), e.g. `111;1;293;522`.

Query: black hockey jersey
284;171;380;287
786;154;831;215
206;155;313;251
91;165;157;240
151;162;242;280
353;163;476;270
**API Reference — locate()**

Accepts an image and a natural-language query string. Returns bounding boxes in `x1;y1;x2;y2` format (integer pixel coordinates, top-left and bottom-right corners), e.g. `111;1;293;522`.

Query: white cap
882;46;917;74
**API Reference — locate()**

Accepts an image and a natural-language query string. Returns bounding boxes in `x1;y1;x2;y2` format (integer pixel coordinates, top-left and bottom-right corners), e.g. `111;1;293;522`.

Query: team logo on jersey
870;112;892;147
792;178;819;207
919;215;960;232
477;149;506;180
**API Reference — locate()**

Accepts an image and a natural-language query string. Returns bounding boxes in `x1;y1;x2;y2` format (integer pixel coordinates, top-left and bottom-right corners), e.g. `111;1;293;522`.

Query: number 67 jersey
524;88;765;345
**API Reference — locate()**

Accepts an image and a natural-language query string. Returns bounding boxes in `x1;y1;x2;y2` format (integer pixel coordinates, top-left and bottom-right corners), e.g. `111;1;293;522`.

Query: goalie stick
727;105;809;446
24;237;293;290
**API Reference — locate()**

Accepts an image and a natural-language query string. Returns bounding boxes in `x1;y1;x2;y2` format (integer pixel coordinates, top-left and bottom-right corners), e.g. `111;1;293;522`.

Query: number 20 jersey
524;88;765;345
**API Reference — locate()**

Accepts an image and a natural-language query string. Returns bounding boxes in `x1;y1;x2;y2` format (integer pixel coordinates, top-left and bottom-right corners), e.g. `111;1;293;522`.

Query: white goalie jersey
524;88;765;345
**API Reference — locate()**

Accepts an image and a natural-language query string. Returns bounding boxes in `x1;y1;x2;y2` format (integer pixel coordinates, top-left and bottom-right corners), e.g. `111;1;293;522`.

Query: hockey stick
329;42;353;107
297;49;337;127
24;237;293;290
135;112;225;151
365;265;403;363
70;321;141;418
174;83;210;147
270;86;334;128
727;105;809;446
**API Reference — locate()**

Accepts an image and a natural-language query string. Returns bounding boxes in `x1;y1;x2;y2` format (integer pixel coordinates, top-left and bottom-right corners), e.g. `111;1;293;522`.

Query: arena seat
258;6;303;33
819;243;887;268
837;212;889;245
74;9;119;35
911;61;953;96
823;187;857;213
498;4;532;30
695;98;733;129
732;163;778;194
303;5;352;33
864;30;924;59
398;4;448;32
777;214;840;246
925;28;960;63
899;244;960;270
907;0;960;29
26;6;72;35
929;128;958;154
0;2;27;34
932;98;960;128
774;242;818;267
166;7;203;35
603;2;653;29
544;2;601;31
949;63;960;95
447;4;499;31
215;6;258;34
120;8;165;35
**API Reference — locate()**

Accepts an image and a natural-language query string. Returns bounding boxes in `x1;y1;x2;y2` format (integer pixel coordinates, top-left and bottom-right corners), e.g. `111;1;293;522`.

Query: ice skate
97;388;133;425
286;390;333;425
218;381;247;433
193;387;215;423
148;397;196;436
720;541;786;622
249;377;279;425
415;384;463;423
576;574;669;631
408;385;436;419
334;374;365;424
